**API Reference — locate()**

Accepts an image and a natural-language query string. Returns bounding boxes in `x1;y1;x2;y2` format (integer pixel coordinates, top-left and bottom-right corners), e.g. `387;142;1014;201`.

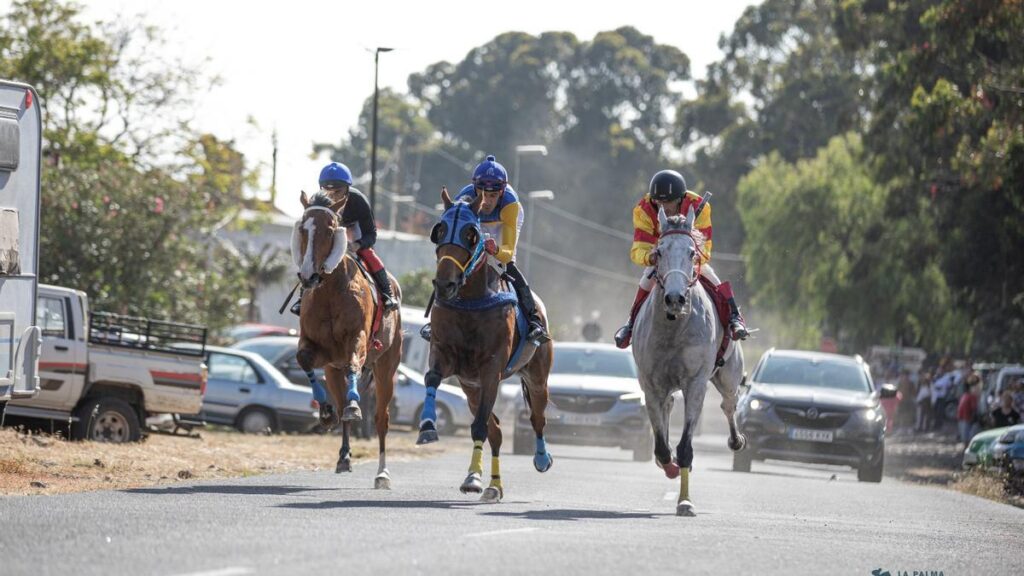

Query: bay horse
416;188;554;503
291;191;402;489
632;205;746;516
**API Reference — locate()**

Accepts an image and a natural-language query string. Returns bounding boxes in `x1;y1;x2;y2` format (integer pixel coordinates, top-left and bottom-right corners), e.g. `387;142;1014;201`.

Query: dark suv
734;349;895;482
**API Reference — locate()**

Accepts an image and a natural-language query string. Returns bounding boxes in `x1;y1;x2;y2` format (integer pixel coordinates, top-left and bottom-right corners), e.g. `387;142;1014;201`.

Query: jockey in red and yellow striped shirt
614;169;750;348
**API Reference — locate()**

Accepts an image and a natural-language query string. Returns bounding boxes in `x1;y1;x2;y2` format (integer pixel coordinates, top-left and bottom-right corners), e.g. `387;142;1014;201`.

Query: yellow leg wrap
489;456;502;489
469;441;484;475
678;467;690;503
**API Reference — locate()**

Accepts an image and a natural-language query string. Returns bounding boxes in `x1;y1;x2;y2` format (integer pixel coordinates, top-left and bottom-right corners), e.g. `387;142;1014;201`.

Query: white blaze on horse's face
294;207;348;287
657;206;697;318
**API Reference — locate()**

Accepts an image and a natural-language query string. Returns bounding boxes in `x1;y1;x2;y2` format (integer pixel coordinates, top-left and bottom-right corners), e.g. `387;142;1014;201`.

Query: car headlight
619;392;644;405
748;398;770;411
860;407;881;422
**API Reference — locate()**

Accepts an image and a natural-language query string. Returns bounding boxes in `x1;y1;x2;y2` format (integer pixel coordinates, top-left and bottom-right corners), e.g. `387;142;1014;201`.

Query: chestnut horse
291;191;402;489
416;188;553;503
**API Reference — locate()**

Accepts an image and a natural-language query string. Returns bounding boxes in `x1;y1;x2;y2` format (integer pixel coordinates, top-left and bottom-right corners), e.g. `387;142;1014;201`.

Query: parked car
991;424;1024;476
511;342;652;461
220;323;297;345
5;284;207;443
963;426;1012;469
232;336;318;387
734;349;893;482
175;344;317;433
391;364;473;433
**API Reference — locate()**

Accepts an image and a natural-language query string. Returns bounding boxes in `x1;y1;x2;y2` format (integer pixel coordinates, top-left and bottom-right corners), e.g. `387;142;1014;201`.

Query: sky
77;0;756;217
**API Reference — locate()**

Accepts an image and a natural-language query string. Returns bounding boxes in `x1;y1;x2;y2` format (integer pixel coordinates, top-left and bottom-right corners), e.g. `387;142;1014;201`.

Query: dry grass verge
0;427;448;496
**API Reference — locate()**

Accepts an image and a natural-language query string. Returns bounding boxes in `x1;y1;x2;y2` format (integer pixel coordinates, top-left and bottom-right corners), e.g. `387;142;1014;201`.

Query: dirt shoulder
0;427;448;496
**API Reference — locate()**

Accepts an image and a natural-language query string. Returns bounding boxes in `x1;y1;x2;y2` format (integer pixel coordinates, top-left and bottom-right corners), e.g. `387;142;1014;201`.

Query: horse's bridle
654;229;705;290
298;205;343;288
433;203;486;290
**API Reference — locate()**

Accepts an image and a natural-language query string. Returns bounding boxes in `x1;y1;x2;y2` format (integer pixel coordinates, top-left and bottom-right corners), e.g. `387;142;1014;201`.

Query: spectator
932;362;957;430
896;371;916;432
915;372;933;432
991;389;1021;428
956;375;981;449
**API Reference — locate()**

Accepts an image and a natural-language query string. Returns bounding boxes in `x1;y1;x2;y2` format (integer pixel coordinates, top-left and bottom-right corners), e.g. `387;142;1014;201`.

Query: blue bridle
430;202;486;288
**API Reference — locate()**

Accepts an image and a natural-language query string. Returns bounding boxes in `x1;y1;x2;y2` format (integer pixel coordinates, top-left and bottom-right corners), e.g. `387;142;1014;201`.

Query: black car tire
236;407;278;434
72;397;142;443
732;449;753;473
857;449;884;483
512;422;533;455
416;403;455;435
632;434;654;462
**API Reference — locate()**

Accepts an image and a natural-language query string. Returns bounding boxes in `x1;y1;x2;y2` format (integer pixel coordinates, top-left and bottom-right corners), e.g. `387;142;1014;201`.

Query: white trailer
0;80;42;402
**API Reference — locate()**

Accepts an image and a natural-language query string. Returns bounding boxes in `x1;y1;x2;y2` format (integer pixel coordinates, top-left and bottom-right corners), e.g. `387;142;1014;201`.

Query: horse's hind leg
522;342;554;472
371;338;401;490
712;347;747;452
674;381;708;517
336;421;352;473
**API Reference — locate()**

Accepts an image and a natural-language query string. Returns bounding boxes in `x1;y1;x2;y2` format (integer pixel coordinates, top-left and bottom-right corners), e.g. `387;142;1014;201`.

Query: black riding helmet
649;170;687;202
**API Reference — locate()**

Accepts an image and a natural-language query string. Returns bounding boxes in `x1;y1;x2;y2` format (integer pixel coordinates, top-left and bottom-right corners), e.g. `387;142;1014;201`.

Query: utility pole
369;47;393;214
270;128;278;206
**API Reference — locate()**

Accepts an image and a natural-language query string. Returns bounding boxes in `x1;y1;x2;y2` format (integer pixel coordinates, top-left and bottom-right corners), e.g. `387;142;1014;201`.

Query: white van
0;80;42;402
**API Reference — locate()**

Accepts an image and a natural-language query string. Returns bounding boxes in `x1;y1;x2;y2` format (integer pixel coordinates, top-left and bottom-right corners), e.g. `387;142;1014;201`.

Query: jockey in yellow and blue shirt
454;155;550;344
614;169;750;348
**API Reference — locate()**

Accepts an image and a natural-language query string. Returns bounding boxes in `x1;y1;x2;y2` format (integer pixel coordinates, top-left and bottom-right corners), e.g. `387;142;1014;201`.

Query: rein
438;239;486;288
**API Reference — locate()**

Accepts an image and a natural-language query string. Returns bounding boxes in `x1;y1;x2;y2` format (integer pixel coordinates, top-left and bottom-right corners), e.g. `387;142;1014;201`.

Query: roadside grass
0;426;447;496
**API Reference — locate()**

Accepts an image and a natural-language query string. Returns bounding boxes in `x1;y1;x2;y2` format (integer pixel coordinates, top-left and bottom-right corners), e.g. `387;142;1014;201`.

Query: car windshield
233;340;290;362
551;347;637;378
757;356;871;392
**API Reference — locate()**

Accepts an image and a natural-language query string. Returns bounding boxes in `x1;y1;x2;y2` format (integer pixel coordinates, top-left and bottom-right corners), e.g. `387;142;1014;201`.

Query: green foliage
398;269;434;309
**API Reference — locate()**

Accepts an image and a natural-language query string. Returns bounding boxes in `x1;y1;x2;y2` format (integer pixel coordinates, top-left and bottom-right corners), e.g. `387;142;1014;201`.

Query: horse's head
429;186;485;301
656;205;703;318
292;190;347;289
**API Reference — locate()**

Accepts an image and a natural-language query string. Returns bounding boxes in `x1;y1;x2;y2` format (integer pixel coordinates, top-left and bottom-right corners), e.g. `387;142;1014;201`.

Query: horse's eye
430;222;448;244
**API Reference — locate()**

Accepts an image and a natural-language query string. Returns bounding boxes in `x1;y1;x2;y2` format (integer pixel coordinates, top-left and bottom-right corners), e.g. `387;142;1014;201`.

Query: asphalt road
1;431;1020;576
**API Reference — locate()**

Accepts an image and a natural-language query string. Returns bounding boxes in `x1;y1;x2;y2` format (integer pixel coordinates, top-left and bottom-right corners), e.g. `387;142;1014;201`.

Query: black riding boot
505;262;550;344
726;297;750;340
371;269;399;312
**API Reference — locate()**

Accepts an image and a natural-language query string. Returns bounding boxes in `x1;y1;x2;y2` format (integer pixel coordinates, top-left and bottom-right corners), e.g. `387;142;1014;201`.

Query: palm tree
238;243;290;322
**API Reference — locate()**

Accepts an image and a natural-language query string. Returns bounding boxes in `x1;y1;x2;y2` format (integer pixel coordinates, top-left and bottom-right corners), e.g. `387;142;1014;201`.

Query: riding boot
505;262;550;344
290;288;304;316
717;281;750;340
371;269;399;312
614;287;651;349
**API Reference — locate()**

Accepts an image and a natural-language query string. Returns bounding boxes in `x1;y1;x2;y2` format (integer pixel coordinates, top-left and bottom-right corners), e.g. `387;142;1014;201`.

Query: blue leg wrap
346;371;360;403
421;386;437;424
306;370;327;403
535;436;547;455
534;436;552;471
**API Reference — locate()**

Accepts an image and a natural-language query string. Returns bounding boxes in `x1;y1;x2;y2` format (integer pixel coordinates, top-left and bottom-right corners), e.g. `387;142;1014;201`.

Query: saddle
698;276;733;367
349;254;386;351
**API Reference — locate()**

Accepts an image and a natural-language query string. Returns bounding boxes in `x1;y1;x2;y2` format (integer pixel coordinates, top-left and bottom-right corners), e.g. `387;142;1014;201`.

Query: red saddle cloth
352;255;385;350
698;276;732;366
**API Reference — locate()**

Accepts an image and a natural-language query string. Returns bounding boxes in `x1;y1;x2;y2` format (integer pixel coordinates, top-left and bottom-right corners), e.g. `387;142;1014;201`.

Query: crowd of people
881;359;1023;448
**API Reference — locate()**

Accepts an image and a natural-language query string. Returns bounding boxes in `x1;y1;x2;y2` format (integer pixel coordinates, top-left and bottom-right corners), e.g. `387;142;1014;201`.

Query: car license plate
789;428;833;443
561;413;602;426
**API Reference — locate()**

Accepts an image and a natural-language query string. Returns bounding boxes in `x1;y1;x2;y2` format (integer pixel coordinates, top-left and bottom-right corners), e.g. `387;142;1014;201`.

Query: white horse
631;205;747;516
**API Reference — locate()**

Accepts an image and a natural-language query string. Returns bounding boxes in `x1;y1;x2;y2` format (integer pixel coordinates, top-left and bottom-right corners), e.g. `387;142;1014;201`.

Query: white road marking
465;527;539;539
171;567;253;576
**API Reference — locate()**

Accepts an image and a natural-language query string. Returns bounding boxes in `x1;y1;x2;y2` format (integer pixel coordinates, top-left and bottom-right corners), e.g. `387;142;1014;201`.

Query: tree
738;133;962;352
398;269;434;308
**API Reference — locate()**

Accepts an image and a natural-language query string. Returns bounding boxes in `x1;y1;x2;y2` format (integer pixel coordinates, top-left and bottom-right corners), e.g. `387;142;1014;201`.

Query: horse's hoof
341;402;362;422
374;472;392;490
728;434;747;452
663;461;680;479
676;500;696;517
460;473;483;494
534;452;553;473
480;486;503;503
335;458;352;473
416;428;439;445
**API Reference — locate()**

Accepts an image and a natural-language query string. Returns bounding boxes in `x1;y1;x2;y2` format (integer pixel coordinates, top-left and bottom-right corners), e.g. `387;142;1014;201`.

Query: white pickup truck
4;284;208;442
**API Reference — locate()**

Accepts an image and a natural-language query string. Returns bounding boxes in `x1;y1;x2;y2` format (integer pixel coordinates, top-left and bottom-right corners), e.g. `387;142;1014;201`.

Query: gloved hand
484;237;498;255
647;249;660;266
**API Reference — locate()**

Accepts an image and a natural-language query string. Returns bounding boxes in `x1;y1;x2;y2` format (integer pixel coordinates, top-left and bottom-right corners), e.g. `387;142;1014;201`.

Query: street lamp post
369;47;393;214
513;145;548;275
387;193;415;231
523;189;555;277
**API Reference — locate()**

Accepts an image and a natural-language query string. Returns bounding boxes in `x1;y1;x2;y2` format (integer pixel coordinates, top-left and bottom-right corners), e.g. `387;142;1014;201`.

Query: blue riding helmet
471;155;508;192
319;162;354;188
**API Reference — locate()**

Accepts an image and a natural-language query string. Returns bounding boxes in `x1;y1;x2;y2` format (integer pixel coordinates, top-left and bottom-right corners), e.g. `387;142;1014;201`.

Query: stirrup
419;323;432;342
528;322;551;345
290;300;301;316
381;295;399;312
614;324;632;349
730;318;750;341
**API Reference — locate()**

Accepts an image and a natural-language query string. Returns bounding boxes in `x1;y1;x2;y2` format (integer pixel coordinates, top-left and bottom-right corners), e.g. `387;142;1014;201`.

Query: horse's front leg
644;390;675;477
417;362;447;445
461;370;501;498
340;365;363;422
675;381;708;517
336;421;352;473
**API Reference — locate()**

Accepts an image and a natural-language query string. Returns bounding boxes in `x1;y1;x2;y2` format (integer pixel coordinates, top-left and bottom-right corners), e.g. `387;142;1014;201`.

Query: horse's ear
685;205;695;230
469;189;484;214
330;196;347;214
657;205;669;231
300;190;310;209
441;186;453;210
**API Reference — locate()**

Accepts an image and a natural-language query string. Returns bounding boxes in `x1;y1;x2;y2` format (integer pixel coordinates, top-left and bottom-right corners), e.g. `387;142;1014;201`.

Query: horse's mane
308;191;333;209
663;215;706;250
